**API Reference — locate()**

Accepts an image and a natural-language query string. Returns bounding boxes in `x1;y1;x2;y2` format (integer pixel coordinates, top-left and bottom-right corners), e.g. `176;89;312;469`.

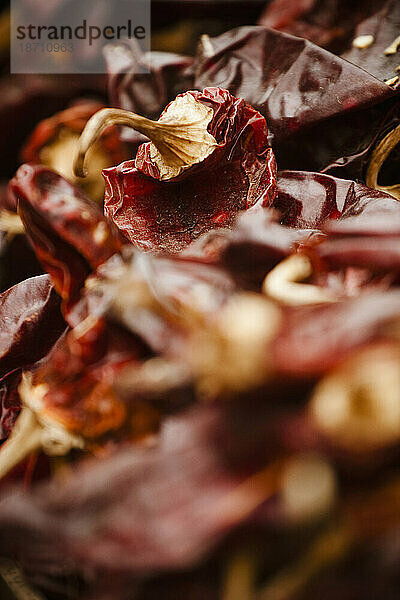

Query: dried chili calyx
74;99;216;181
75;87;277;253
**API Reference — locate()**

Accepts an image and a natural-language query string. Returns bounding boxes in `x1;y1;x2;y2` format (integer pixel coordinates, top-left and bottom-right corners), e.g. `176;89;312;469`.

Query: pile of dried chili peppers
0;1;399;599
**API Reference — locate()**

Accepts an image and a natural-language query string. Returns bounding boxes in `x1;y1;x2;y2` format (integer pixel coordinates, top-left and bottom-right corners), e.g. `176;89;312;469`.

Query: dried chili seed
342;0;400;85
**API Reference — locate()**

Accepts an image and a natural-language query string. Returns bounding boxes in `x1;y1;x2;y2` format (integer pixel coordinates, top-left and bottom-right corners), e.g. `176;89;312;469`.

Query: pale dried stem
263;254;336;306
0;406;42;480
366;124;400;201
73;107;215;179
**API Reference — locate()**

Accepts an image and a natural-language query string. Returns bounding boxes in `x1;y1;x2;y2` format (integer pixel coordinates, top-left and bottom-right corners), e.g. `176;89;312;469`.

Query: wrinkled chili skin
274;170;400;230
194;27;397;176
104;87;277;253
183;172;399;289
10;164;122;305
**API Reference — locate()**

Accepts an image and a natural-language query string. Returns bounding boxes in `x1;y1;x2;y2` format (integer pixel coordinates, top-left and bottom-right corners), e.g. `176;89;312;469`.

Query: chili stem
366;124;400;201
73;106;216;179
263;254;335;306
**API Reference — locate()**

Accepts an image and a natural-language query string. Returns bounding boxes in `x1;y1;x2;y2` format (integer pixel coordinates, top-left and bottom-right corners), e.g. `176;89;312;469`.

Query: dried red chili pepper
275;170;400;229
74;87;277;253
0;312;154;480
67;246;236;349
302;182;400;273
0;405;281;577
0;274;65;383
9;164;122;307
0;100;125;287
0;239;240;475
194;27;398;178
0;274;65;441
26;320;150;440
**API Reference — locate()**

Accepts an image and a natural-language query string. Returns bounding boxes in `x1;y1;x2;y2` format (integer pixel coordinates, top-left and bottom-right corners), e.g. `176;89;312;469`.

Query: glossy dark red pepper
194;27;398;179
